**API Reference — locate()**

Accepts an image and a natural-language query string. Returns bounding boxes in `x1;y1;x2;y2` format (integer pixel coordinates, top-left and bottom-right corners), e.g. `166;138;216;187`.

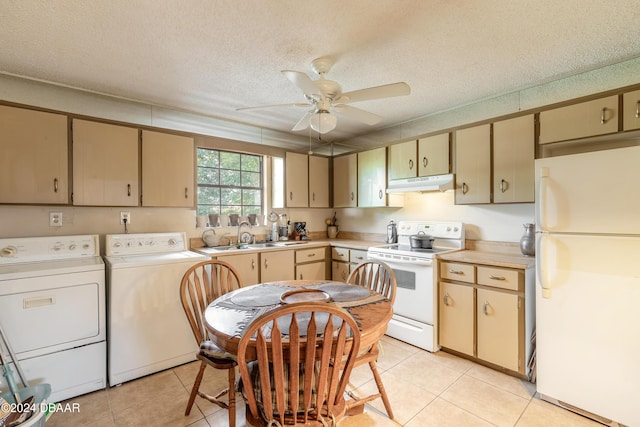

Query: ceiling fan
237;57;411;134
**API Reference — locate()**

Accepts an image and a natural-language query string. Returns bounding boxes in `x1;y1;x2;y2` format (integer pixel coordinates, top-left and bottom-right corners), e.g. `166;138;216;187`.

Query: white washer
104;232;207;386
0;235;106;403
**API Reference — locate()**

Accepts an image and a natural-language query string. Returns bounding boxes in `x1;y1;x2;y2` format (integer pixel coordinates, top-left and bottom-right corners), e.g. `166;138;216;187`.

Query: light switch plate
49;212;63;227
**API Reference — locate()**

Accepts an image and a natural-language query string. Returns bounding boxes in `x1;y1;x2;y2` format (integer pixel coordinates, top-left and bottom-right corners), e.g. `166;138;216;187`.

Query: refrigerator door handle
537;167;549;232
536;233;552;299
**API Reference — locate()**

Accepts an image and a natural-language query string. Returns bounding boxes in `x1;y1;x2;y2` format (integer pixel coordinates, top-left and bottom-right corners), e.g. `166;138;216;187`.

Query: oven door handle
367;252;433;266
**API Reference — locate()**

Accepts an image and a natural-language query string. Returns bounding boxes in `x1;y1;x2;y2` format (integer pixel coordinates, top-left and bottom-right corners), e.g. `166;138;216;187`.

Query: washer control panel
106;232;187;256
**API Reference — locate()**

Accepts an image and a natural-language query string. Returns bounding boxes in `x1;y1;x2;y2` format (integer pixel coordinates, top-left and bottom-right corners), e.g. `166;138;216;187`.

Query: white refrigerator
535;145;640;426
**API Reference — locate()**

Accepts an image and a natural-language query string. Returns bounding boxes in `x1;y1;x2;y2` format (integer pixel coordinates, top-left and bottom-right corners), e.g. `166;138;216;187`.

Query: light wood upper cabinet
623;89;640;131
285;152;309;207
492;115;535;203
72;120;139;206
389;140;417;180
0;106;68;204
539;95;619;144
308;155;329;207
141;130;194;207
390;133;450;180
418;133;450;176
358;147;400;207
333;153;357;208
454;124;491;204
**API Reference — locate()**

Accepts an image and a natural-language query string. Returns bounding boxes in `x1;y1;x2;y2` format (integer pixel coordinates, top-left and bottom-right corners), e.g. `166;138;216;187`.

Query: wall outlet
120;211;131;225
49;212;63;227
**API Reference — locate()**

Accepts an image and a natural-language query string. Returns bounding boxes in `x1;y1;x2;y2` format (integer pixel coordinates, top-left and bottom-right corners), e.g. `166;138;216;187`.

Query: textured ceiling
1;1;640;147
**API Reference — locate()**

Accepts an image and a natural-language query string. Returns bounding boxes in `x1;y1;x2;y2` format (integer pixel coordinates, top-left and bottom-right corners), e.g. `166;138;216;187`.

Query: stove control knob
0;246;17;257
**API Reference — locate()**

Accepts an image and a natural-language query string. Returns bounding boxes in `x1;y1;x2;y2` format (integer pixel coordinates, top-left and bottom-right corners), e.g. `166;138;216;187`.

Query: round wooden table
204;279;393;358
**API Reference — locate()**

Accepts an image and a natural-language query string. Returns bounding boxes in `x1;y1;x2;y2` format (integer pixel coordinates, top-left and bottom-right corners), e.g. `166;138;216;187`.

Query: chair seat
199;340;237;367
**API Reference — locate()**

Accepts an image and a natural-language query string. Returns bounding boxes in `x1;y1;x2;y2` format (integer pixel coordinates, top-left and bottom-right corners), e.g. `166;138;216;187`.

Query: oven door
367;252;434;324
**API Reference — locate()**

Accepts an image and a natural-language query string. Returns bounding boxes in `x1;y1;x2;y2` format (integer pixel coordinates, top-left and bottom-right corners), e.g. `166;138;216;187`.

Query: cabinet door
455;124;491;204
333;154;357;208
438;281;474;356
476;289;520;372
217;253;259;285
493;115;534;203
332;261;350;282
296;262;326;281
418;133;450;176
539;95;619;144
141;130;194;207
358;147;387;207
623;89;640;131
285;152;309;207
308;155;329;207
389;140;417;180
0;106;68;204
261;250;294;282
72;120;139;206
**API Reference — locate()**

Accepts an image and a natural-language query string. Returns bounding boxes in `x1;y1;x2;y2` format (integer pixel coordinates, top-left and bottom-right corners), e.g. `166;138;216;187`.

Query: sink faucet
237;220;254;245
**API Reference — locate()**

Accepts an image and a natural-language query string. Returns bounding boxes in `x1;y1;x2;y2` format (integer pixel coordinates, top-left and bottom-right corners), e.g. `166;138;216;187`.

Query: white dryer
104;232;207;386
0;235;106;403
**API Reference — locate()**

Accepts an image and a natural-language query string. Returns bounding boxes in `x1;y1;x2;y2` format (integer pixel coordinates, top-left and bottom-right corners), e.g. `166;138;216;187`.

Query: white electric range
367;221;464;351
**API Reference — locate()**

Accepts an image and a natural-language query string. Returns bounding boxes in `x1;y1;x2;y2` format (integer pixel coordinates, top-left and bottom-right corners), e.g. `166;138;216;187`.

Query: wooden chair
237;302;361;426
180;259;244;427
345;260;397;419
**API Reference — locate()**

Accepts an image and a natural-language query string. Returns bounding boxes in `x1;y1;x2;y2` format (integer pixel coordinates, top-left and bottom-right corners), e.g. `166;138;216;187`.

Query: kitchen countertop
438;249;535;270
192;238;386;256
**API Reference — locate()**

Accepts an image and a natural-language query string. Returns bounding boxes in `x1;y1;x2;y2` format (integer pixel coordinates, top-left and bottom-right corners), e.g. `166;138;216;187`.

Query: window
196;148;263;216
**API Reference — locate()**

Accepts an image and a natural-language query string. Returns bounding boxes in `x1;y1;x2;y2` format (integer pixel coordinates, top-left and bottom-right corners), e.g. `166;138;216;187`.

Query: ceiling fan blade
292;111;313;131
236;102;310;111
282;70;321;97
333;104;382;126
337;82;410;104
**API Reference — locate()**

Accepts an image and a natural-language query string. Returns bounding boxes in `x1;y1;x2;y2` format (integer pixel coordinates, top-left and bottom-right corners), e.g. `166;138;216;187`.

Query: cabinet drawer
296;247;325;263
349;249;368;265
332;247;349;262
441;262;475;283
477;266;521;291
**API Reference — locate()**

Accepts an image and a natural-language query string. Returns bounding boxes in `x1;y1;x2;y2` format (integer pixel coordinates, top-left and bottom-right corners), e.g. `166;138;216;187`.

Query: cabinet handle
489;275;506;280
53;178;59;193
409;159;414;170
423;156;428;167
350;191;354;201
462;182;468;194
378;189;383;199
264;259;268;269
251;259;255;270
483;301;489;315
500;179;507;193
184;187;188;199
289;191;293;200
127;184;131;197
307;253;316;258
600;107;607;124
449;269;464;275
342;272;347;280
443;292;450;306
299;273;304;280
636;100;640;118
354;256;363;260
312;192;316;201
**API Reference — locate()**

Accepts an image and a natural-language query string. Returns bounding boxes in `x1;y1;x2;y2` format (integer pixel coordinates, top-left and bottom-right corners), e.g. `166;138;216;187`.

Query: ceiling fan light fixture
309;111;337;134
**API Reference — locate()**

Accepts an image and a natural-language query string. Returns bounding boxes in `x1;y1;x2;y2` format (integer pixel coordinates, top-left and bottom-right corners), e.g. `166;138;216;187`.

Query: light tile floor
47;336;601;426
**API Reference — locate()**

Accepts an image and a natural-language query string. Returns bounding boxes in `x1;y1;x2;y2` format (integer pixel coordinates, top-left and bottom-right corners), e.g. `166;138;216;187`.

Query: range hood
386;174;454;193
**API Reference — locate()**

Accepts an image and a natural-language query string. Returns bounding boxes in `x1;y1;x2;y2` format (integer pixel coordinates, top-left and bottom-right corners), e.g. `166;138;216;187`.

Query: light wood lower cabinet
295;247;327;280
331;247;368;281
260;250;294;282
214;253;259;286
439;260;530;376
